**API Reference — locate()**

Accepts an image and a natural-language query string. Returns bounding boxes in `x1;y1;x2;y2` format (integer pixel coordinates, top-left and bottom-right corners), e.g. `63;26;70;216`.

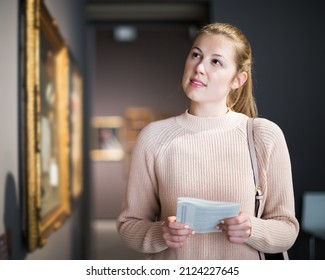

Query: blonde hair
194;22;258;118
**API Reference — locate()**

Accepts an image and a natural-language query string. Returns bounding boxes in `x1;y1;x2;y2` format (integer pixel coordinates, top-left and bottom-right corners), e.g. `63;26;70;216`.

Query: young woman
117;22;299;259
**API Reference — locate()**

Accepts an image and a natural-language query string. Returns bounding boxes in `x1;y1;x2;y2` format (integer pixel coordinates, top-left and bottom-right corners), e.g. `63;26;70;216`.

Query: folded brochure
176;197;241;233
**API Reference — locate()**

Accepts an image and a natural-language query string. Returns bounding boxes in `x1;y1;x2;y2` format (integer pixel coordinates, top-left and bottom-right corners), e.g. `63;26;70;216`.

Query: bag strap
246;118;289;260
247;118;263;217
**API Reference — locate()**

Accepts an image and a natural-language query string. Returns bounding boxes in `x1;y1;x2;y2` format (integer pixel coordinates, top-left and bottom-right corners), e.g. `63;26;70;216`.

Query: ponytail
228;71;258;118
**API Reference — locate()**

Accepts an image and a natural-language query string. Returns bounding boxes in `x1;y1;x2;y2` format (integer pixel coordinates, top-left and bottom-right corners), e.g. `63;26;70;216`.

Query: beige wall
0;0;21;259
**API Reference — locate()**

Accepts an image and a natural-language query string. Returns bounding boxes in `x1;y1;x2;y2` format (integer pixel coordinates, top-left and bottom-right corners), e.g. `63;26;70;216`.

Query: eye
191;51;201;59
212;59;222;66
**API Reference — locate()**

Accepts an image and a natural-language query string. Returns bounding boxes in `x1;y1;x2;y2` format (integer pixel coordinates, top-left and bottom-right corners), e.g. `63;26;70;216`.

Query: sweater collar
176;109;245;132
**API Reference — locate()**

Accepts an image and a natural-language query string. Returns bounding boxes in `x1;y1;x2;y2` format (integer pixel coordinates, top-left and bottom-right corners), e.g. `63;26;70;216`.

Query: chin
185;91;202;103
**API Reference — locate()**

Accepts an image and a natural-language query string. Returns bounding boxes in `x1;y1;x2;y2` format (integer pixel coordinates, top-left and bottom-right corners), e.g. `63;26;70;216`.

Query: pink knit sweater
117;110;299;259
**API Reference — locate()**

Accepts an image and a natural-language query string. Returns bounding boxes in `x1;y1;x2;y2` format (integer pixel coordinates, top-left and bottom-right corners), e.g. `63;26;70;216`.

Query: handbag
247;118;289;260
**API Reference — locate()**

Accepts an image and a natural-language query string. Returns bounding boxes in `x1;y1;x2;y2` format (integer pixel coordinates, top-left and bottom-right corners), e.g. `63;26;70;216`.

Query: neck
189;103;229;117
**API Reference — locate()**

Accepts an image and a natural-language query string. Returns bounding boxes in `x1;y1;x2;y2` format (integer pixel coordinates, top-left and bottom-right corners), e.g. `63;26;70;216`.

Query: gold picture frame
69;53;83;200
124;107;154;154
91;116;125;161
25;0;70;251
123;107;154;173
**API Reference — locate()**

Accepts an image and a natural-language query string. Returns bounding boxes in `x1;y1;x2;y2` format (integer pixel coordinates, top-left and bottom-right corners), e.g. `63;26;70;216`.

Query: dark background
210;0;325;259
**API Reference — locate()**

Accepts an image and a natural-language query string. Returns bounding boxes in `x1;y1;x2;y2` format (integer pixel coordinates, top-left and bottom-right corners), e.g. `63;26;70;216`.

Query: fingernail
216;226;219;230
220;220;225;224
192;231;195;235
184;225;189;229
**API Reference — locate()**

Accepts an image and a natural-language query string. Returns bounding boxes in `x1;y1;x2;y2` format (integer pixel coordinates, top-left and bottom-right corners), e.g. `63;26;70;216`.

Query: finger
167;216;184;229
218;223;250;231
165;233;188;243
221;214;249;226
227;236;249;244
163;232;187;248
167;228;193;236
225;229;251;237
222;216;243;225
162;223;194;238
164;240;184;249
168;221;190;230
168;216;177;223
162;222;194;236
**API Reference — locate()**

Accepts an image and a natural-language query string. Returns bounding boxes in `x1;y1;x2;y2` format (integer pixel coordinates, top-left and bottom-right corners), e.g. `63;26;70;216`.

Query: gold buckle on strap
255;185;263;200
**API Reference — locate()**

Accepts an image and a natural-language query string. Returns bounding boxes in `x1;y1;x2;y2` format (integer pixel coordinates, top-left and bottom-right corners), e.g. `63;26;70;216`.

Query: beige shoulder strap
247;118;260;188
247;118;263;217
246;118;289;260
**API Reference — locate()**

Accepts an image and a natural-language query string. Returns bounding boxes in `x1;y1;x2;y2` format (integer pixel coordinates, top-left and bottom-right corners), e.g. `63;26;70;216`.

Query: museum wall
0;0;88;260
91;26;192;219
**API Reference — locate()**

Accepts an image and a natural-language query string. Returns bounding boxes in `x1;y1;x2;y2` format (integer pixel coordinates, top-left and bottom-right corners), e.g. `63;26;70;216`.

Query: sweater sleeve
245;118;300;254
116;123;168;254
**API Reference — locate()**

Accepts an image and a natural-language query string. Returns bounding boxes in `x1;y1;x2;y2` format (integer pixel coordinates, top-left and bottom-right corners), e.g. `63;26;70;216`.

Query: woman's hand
217;211;252;243
162;216;194;248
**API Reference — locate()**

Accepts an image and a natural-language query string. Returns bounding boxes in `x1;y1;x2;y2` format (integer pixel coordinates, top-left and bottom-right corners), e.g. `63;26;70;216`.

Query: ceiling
86;1;210;25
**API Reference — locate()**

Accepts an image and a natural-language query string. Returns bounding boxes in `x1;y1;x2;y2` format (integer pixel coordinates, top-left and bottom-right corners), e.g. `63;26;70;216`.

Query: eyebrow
192;46;225;59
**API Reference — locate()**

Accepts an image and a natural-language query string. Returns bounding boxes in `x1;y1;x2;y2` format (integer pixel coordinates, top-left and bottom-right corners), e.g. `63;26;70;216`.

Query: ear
231;71;248;89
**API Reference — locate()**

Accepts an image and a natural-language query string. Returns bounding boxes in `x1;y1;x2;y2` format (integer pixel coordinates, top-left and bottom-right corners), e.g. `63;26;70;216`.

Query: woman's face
182;34;241;112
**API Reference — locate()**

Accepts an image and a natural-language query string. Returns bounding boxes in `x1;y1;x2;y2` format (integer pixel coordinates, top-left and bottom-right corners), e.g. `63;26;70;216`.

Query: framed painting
124;107;154;152
25;0;70;251
69;53;83;200
90;116;125;161
123;107;154;172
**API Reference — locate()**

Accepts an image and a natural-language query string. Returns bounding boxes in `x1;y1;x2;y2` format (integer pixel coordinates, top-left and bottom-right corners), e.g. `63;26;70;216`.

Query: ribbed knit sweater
117;109;299;259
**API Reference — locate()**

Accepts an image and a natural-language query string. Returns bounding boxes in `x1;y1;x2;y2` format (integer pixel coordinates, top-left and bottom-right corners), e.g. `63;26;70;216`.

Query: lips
190;78;206;87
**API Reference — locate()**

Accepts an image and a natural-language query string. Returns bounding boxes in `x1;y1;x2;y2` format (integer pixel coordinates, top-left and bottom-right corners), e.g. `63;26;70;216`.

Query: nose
195;61;205;75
